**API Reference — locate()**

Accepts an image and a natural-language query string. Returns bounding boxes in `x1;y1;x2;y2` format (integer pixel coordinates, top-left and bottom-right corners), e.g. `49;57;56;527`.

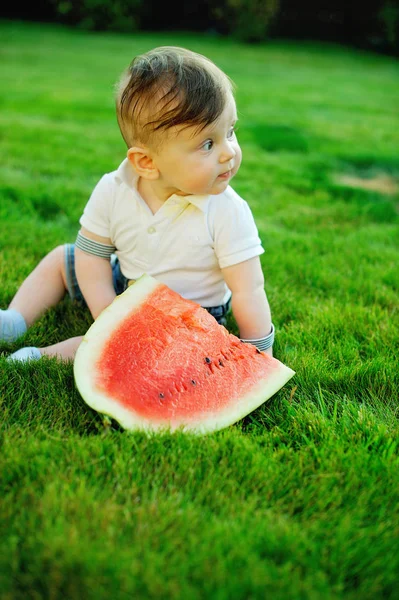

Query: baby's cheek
186;170;212;194
233;145;242;172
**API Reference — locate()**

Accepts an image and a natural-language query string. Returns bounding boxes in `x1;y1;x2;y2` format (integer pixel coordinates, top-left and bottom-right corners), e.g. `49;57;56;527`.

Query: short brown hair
115;46;234;148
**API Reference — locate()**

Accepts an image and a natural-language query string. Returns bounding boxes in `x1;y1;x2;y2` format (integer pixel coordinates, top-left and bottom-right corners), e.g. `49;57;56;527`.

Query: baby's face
152;94;242;197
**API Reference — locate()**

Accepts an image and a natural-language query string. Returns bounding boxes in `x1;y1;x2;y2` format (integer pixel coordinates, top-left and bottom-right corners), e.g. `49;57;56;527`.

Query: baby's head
115;46;234;150
116;47;241;197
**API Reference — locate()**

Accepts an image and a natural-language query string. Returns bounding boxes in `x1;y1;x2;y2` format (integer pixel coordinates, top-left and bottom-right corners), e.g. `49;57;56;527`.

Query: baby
1;46;274;361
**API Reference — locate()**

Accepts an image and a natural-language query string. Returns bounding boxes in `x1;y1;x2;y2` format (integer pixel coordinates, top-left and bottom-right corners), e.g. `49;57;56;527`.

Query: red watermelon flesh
74;274;295;434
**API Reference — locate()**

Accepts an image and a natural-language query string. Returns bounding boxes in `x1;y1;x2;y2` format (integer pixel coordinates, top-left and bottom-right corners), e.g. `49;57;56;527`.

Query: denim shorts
64;244;232;325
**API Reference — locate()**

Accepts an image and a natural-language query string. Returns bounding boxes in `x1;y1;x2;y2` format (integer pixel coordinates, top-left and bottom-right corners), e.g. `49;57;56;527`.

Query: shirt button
147;226;156;234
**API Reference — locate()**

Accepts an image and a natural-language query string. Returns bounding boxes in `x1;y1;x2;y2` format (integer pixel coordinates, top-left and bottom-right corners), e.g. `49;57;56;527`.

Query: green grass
1;20;399;599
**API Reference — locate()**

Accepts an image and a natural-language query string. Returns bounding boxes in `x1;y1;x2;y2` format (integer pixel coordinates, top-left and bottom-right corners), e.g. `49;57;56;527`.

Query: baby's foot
7;347;41;362
0;309;27;342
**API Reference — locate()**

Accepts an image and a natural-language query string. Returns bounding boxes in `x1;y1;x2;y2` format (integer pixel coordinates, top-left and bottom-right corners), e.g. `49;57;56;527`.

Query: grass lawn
1;20;399;599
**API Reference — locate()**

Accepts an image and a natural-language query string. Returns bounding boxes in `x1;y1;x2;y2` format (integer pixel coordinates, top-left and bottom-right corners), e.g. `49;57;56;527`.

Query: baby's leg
8;336;83;362
40;336;84;360
10;245;68;326
1;245;68;341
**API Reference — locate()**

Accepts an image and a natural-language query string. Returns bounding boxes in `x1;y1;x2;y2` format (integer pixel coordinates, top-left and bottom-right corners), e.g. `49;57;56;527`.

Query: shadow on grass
0;357;106;436
242;123;311;153
0;297;104;436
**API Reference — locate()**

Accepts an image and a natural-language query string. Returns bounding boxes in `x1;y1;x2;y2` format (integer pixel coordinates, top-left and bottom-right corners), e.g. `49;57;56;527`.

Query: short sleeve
210;188;265;269
79;174;113;238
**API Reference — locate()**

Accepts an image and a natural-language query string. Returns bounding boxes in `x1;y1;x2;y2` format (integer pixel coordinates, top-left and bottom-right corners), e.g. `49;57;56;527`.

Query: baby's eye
202;140;213;151
227;127;236;139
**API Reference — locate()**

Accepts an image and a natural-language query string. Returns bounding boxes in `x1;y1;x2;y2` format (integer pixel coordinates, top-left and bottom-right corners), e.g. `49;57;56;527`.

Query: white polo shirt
79;159;264;307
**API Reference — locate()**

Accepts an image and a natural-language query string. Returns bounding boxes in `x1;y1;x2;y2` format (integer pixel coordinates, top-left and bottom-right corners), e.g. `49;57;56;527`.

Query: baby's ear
127;147;159;180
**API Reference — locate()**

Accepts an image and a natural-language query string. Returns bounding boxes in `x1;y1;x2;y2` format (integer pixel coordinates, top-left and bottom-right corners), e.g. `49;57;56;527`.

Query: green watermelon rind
74;274;295;435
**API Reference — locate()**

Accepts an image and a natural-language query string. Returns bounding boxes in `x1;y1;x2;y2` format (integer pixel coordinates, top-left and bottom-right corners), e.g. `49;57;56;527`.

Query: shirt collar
116;159;211;213
116;158;137;189
170;193;210;213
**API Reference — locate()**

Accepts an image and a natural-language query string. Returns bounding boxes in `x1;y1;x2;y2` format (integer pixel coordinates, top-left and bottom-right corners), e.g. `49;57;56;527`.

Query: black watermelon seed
205;357;212;364
159;393;165;399
219;360;224;366
256;348;261;354
191;380;197;385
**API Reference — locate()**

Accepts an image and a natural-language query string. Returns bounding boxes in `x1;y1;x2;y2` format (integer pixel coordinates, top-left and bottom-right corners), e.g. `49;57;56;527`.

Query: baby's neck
138;178;186;215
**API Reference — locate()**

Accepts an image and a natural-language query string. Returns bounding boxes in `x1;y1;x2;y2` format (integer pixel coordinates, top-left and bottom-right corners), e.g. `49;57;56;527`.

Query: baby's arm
75;227;117;320
221;256;273;356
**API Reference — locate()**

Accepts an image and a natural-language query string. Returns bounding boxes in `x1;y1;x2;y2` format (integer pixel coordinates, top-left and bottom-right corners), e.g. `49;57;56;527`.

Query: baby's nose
220;141;236;162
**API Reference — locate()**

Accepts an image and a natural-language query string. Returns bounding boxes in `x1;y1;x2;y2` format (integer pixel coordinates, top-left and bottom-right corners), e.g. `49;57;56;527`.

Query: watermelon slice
74;274;295;434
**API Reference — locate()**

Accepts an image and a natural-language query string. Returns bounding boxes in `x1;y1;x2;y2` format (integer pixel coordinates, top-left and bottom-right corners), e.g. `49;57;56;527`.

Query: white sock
7;347;42;362
0;309;27;342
